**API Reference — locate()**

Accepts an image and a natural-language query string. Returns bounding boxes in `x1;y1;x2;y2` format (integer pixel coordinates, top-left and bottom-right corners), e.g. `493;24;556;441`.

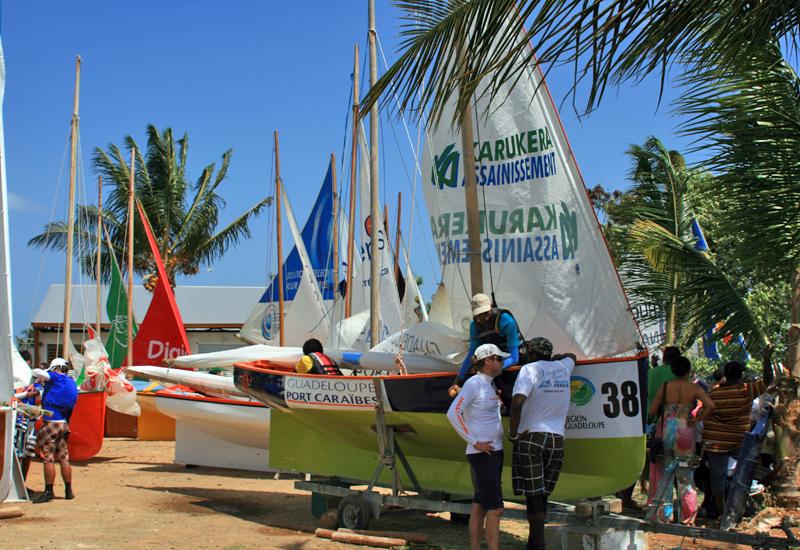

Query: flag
105;247;137;369
131;201;191;365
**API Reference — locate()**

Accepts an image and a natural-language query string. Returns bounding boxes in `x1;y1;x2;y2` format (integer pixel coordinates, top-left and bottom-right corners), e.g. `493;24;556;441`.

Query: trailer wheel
337;495;371;530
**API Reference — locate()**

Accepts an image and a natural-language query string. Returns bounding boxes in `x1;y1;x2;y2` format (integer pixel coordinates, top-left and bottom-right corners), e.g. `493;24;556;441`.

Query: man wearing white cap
30;358;78;503
446;343;507;550
449;293;521;397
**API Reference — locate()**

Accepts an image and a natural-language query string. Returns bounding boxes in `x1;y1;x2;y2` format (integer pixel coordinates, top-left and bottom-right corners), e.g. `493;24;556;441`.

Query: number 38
601;381;639;418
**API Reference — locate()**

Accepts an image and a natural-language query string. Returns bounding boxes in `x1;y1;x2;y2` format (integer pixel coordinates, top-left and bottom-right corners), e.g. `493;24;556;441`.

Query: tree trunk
772;265;800;507
664;272;679;344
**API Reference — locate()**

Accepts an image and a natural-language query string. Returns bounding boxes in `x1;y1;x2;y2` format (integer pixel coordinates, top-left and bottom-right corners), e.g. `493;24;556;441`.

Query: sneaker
32;490;54;503
65;490;75;500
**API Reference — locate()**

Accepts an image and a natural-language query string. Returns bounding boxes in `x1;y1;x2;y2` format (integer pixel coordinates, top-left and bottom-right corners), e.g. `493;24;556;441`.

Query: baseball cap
528;337;553;356
49;357;69;371
471;293;492;316
473;343;510;362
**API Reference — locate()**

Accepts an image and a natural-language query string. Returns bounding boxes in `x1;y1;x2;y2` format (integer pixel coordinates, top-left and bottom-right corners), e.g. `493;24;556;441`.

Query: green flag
105;248;137;369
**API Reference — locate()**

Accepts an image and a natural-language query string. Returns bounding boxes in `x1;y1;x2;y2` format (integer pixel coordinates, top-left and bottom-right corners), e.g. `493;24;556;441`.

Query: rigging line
31;130;71;355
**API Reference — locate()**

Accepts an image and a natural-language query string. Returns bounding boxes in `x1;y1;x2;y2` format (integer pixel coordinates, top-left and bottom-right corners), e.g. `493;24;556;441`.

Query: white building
29;284;264;367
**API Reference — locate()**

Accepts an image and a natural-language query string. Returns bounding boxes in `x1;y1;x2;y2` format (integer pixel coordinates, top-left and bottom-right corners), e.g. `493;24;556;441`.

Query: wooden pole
394;192;402;283
368;0;380;344
96;175;103;337
344;44;359;318
62;55;81;358
126;149;135;367
331;153;339;301
457;48;484;297
274;131;285;346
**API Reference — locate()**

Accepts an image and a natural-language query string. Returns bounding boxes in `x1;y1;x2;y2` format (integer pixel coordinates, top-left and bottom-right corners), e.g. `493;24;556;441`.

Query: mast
126;149;135;367
345;44;359;318
394;192;402;283
274;131;285;346
61;56;81;357
95;176;102;337
458;48;484;297
368;0;380;344
331;153;339;301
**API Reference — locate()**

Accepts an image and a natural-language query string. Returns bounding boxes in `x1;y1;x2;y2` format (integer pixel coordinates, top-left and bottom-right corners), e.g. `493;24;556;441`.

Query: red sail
130;202;191;365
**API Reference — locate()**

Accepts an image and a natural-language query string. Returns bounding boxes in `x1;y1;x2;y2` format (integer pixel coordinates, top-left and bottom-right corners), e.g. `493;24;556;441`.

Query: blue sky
2;1;688;336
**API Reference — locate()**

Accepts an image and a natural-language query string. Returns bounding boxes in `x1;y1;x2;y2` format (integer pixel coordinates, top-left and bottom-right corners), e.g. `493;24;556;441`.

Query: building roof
32;284;264;327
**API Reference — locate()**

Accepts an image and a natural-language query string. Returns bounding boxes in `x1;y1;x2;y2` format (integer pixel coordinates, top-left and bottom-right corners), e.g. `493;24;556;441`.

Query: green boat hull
270;408;644;501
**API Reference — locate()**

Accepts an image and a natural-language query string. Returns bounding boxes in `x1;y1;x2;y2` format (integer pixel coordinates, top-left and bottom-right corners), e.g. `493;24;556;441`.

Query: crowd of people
444;294;769;548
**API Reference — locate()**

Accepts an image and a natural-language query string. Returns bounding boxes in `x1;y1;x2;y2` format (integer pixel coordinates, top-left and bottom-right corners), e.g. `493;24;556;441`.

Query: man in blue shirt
449;293;521;397
31;357;78;503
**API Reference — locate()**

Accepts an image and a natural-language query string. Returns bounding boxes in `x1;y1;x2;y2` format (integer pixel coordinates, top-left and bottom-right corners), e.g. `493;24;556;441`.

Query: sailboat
233;7;646;501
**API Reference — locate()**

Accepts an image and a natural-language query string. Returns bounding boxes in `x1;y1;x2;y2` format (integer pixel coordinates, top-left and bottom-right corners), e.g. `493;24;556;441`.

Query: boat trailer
295;381;795;549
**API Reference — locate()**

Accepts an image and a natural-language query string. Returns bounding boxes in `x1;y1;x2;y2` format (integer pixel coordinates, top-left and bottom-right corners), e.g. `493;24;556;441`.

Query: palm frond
629;219;768;354
363;0;800;123
189;197;272;268
677;41;800;272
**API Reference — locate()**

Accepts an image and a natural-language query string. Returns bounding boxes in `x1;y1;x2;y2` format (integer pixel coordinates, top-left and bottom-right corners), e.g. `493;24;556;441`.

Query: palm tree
363;0;800;122
30;125;271;287
676;43;800;503
605;138;767;355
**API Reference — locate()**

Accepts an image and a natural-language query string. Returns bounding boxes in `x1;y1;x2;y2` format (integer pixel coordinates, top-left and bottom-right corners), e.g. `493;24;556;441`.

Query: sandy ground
0;438;779;549
1;439;530;549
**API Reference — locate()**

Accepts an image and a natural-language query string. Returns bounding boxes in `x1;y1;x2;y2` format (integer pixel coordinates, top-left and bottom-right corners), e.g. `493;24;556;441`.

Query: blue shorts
467;450;504;510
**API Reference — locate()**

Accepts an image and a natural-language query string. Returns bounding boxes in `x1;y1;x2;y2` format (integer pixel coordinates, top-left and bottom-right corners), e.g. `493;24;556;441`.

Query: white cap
49;357;68;371
471;293;492;316
473;343;510;362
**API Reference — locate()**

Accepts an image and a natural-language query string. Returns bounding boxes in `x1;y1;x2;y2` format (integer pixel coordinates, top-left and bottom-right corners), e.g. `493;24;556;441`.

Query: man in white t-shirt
446;343;506;550
509;337;575;550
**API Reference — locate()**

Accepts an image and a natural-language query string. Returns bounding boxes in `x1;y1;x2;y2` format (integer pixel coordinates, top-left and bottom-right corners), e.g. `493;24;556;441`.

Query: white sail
420;22;640;359
355;124;403;343
401;252;428;328
0;37;24;503
427;282;454;328
280;185;330;344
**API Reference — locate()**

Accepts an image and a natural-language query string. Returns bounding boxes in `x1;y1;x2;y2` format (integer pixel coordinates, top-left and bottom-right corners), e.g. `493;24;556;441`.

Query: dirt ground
0;438;776;549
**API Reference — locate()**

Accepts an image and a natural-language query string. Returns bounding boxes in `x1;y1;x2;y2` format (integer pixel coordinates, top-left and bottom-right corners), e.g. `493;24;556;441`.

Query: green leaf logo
431;144;460;189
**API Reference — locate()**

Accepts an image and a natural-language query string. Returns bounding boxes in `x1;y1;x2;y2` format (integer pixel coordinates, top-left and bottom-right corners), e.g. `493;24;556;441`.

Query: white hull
154;393;271;472
127;366;247;398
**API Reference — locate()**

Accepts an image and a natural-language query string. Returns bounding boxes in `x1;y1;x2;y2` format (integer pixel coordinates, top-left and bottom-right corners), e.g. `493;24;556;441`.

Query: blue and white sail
239;162;335;345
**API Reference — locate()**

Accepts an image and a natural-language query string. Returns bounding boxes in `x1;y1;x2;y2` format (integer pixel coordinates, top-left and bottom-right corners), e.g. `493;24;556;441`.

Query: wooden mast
344;44;359;318
274;131;285;346
331;153;339;301
126;149;135;367
368;0;380;344
95;176;103;337
61;56;81;358
458;47;484;297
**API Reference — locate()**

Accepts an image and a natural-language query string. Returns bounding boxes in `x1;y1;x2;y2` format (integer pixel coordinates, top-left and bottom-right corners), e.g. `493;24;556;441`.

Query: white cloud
7;191;44;213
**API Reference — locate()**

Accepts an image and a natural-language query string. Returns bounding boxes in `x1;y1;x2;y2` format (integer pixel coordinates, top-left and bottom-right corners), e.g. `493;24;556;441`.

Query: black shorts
512;432;564;496
467;450;504;510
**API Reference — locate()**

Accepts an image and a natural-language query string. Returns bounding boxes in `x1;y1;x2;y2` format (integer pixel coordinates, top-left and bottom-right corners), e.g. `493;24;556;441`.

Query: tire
337;495;371;530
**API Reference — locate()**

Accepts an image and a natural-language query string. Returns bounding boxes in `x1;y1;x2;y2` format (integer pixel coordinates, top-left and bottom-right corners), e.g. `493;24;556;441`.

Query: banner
566;359;643;439
105;242;137;369
420;19;640;359
131;202;191;365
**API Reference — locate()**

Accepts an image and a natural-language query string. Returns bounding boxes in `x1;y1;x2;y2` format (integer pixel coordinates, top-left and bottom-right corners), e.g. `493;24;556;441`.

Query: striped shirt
702;379;766;453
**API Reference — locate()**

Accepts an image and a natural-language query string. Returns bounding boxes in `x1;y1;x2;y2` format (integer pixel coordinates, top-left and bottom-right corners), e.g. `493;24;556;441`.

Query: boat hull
68;391;107;461
234;356;647;500
136;392;176;441
154;392;271;472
